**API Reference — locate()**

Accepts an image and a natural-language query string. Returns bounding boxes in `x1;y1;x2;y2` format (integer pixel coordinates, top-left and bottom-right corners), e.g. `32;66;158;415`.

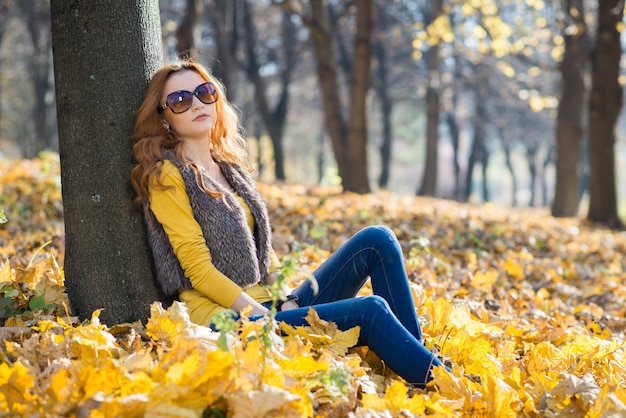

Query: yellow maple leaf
0;361;37;412
78;358;129;401
225;386;304;418
48;368;73;407
146;302;189;343
482;373;522;417
431;365;475;410
361;380;426;415
525;341;568;374
68;310;117;363
288;308;361;356
472;269;498;290
586;385;626;418
504;257;525;280
278;353;328;377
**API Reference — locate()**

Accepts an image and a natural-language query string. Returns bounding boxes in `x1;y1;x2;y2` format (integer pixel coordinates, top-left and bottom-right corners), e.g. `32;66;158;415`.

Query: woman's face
160;70;218;141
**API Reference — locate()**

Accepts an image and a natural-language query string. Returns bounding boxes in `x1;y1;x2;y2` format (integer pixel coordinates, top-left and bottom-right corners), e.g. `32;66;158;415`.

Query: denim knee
357;225;398;247
355;295;391;317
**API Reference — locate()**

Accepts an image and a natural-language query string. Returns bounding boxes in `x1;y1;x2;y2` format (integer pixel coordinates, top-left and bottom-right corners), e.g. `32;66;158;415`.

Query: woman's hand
231;291;269;315
280;300;300;311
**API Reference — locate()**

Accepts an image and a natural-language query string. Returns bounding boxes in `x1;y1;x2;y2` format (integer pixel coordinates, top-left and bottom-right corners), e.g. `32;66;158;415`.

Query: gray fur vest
145;151;272;296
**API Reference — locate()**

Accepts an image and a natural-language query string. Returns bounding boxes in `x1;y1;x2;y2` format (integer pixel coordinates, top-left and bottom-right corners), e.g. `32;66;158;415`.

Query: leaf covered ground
1;154;626;417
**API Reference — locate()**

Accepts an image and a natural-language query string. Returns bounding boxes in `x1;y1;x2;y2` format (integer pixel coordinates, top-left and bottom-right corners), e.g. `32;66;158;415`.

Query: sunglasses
158;82;218;114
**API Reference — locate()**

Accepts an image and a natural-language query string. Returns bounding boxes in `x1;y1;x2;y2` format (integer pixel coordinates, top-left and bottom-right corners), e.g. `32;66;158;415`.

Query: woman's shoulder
152;159;184;187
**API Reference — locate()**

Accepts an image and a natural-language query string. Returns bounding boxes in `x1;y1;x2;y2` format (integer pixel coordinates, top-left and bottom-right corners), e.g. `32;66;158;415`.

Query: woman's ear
161;119;170;133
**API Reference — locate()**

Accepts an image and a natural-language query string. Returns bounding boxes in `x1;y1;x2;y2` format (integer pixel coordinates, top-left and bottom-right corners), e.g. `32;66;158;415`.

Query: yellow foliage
4;155;626;416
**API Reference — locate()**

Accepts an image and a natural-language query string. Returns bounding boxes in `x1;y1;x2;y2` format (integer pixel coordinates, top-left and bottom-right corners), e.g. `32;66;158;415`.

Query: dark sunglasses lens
166;91;193;114
196;83;218;104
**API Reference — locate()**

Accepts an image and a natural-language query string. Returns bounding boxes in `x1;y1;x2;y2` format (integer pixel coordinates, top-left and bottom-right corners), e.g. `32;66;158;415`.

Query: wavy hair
130;60;250;210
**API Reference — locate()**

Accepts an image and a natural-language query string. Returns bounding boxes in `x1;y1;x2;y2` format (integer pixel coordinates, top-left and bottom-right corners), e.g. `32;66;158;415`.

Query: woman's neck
181;141;214;169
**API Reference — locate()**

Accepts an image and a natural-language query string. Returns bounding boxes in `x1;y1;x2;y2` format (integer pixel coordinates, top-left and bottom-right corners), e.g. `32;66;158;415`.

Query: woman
130;60;446;388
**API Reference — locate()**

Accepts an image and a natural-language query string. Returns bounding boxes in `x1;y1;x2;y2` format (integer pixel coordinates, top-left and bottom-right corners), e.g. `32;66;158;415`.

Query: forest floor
1;153;626;417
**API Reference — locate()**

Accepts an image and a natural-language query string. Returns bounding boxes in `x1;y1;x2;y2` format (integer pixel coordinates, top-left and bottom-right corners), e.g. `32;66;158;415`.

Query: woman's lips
194;114;209;121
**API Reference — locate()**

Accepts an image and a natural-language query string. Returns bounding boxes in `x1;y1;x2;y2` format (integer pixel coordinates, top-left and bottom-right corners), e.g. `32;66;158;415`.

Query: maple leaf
279;308;361;356
68;309;118;363
361;380;426;416
0;361;37;413
586;385;626;418
482;373;522;417
430;365;476;411
224;385;304;418
146;302;189;344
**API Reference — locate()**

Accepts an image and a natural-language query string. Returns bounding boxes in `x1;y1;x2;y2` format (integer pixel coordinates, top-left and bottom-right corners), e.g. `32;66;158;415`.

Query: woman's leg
293;225;422;341
274;295;444;388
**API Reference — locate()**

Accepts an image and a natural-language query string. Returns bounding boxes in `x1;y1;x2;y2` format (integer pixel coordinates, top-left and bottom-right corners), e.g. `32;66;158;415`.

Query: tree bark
308;0;348;184
373;5;393;190
209;0;239;92
464;64;488;202
176;0;202;60
241;0;296;181
18;0;56;157
305;0;372;193
587;0;624;228
417;0;443;197
51;0;165;324
552;0;587;217
345;0;374;193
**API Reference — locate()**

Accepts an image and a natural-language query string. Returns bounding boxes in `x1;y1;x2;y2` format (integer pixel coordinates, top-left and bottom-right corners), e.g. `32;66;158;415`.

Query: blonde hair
130;60;250;209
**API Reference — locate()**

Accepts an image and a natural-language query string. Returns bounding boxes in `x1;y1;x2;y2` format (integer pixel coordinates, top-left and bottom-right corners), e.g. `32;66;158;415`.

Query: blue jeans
269;225;445;387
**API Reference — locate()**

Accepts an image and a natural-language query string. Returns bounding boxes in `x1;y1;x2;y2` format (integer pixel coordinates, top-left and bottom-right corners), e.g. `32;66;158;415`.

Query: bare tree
239;0;297;181
51;0;165;324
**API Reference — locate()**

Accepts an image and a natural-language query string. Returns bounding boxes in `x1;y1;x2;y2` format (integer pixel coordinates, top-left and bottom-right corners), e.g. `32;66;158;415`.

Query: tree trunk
51;0;165;324
308;0;348;185
527;145;538;207
176;0;202;60
552;0;587;217
502;140;518;207
542;143;553;206
373;8;393;190
18;0;56;157
209;0;239;92
464;65;487;202
241;0;296;181
587;0;624;228
305;0;372;193
345;0;374;193
417;0;443;197
446;112;461;200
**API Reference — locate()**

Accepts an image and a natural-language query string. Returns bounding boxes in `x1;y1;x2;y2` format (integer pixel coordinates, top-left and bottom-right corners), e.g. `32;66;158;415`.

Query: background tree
175;0;203;60
239;0;298;181
2;0;626;218
552;0;588;217
586;0;624;229
279;0;374;193
417;0;443;197
50;0;164;324
18;0;57;158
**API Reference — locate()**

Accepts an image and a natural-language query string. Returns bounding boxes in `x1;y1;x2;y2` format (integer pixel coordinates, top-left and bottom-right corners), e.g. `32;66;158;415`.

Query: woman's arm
149;162;263;313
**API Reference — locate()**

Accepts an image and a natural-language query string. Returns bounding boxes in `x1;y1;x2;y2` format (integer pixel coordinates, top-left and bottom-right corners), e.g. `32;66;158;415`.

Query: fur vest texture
145;151;272;296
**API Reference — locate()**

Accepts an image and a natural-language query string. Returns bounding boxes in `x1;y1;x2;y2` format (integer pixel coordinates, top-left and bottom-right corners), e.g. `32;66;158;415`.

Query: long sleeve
148;161;242;308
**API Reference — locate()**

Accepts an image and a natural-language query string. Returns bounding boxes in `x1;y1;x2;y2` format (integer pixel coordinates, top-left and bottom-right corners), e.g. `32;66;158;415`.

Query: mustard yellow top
148;160;280;325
